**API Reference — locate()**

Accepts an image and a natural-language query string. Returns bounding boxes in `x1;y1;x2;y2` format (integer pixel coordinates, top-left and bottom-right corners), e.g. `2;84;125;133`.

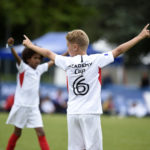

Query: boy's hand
23;35;32;47
7;37;14;46
138;24;150;39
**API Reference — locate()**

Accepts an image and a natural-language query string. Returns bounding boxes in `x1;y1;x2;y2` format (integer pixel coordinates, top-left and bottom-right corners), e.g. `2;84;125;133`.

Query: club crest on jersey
104;53;108;56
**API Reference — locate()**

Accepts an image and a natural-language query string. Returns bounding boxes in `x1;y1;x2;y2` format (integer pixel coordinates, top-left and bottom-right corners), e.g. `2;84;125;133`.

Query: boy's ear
73;43;78;51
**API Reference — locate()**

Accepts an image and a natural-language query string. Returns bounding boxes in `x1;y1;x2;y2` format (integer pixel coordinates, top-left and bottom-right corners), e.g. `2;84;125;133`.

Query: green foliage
0;0;150;64
81;0;150;65
0;0;95;45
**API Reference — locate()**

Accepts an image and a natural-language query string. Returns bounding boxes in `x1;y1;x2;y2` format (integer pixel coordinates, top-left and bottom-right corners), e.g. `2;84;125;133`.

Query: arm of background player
23;35;56;61
112;24;150;58
47;50;69;69
7;37;21;65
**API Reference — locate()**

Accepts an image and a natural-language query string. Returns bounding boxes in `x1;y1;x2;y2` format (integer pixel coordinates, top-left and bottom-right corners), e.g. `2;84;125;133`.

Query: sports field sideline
0;113;150;150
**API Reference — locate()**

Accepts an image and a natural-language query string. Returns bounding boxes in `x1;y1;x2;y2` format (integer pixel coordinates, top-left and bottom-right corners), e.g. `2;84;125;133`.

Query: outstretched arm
7;37;21;65
23;35;56;61
112;24;150;58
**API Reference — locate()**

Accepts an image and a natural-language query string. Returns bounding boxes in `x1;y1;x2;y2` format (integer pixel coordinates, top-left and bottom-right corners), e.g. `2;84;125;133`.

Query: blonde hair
66;29;89;51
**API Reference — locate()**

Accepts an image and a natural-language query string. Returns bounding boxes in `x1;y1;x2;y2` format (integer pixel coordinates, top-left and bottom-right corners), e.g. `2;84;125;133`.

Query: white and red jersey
14;61;48;107
55;52;114;114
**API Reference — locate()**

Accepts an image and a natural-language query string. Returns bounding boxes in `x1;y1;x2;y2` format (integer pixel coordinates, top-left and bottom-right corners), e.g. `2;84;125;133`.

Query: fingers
7;37;14;45
23;34;30;40
144;24;149;30
147;30;150;38
145;24;150;37
22;34;32;47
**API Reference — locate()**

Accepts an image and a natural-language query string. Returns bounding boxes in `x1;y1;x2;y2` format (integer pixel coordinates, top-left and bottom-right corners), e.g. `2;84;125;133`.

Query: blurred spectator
3;94;14;112
128;101;147;118
102;95;116;115
40;96;55;114
116;96;127;117
102;70;113;88
143;92;150;115
54;89;67;113
140;72;150;88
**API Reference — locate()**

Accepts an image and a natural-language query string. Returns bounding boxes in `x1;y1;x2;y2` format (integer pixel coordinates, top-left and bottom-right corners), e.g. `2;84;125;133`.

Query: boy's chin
31;65;37;69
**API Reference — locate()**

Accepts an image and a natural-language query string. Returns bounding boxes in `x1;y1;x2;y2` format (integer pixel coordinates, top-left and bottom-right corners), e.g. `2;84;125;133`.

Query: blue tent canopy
0;32;98;59
0;32;123;64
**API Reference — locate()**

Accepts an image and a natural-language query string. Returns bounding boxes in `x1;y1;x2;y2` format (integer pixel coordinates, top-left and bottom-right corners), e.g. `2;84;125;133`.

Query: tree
0;0;95;45
80;0;150;65
0;0;149;65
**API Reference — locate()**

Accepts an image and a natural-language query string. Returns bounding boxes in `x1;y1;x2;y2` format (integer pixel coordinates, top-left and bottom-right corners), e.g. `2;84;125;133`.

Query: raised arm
7;37;21;65
112;24;150;58
23;35;56;61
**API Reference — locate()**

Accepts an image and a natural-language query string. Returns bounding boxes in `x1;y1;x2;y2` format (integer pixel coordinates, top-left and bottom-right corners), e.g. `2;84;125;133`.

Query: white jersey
14;61;48;107
55;52;114;114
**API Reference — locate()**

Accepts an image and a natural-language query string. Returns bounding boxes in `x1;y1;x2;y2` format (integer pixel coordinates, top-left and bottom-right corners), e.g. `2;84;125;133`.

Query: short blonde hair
66;29;89;51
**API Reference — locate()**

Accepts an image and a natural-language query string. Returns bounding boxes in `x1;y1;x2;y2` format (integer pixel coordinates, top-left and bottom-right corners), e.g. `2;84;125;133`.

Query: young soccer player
23;24;150;150
6;37;68;150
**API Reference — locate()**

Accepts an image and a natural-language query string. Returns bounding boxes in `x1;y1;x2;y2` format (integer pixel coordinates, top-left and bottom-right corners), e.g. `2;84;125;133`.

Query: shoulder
16;60;29;70
90;51;113;59
56;55;71;60
55;55;72;64
37;62;48;70
85;54;102;60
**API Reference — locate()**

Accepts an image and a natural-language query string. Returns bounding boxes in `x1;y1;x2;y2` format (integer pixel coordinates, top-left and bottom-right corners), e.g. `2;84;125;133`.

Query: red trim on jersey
98;68;102;85
19;71;25;87
66;76;69;92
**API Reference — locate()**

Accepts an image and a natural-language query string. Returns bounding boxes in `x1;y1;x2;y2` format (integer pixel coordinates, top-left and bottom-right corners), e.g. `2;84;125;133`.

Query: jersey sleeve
97;51;114;68
55;55;69;70
16;60;27;73
37;63;48;75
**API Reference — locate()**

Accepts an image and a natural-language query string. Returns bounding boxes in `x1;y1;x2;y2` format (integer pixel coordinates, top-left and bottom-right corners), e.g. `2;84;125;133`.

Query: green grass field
0;113;150;150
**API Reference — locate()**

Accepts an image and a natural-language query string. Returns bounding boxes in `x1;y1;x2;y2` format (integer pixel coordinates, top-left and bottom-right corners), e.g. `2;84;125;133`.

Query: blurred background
0;0;150;117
